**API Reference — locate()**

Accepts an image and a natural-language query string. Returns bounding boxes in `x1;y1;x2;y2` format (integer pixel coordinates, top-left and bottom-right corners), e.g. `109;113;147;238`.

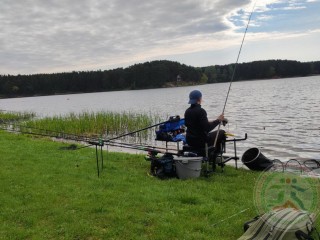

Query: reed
0;111;35;124
24;111;161;141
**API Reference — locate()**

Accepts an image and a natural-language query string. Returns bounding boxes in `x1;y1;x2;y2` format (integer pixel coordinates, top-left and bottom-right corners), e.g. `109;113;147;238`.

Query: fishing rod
2;120;160;147
0;112;171;144
1;117;181;153
1;111;182;149
108;140;180;152
70;116;183;150
2;123;103;177
73;139;180;154
213;1;257;148
102;115;181;143
105;141;180;156
1;115;183;176
1;123;100;143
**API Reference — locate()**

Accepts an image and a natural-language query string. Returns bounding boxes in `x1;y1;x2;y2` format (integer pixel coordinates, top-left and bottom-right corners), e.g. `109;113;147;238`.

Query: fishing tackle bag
238;208;318;240
149;153;176;179
155;116;186;143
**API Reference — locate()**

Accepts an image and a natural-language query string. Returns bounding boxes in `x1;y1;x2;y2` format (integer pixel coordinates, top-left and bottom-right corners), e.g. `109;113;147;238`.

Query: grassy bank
1;131;319;239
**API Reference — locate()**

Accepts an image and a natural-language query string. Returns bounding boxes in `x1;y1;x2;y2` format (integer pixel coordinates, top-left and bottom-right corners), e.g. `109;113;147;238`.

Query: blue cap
188;90;202;104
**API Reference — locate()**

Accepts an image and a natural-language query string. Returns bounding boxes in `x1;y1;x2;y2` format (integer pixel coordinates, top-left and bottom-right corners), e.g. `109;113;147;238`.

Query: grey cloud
0;0;250;74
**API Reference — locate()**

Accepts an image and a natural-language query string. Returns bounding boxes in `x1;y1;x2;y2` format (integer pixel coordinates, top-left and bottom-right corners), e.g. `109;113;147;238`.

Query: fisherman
184;90;226;155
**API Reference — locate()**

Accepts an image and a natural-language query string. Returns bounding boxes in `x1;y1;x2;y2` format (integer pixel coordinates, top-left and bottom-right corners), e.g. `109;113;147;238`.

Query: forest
1;59;319;98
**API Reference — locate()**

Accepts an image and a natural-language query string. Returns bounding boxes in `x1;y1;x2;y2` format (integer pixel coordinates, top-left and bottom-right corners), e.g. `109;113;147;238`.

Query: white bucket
174;156;203;179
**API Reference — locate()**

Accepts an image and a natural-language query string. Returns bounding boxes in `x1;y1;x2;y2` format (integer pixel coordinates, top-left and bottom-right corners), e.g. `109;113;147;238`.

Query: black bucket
241;148;273;171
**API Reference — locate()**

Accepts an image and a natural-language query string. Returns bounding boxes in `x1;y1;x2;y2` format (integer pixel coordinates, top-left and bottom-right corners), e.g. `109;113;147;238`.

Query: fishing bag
155;116;186;143
238;208;318;240
149;153;176;179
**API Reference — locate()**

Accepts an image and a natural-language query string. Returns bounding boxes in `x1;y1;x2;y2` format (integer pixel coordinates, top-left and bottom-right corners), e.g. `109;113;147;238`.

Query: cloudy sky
1;0;320;75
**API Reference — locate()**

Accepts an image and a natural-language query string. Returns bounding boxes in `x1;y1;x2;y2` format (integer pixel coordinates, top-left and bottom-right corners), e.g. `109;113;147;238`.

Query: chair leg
220;158;224;173
205;144;210;177
209;152;217;172
212;161;216;172
214;152;226;172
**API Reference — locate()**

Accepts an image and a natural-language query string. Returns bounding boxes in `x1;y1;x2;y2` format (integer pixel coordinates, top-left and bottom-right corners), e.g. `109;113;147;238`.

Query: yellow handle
225;132;235;137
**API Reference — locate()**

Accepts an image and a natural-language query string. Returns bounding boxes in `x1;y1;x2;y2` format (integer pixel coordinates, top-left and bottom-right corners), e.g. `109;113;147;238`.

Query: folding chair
181;132;248;174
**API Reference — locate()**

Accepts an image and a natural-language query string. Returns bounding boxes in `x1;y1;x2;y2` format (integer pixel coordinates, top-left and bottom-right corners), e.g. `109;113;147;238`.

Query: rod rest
88;141;104;146
225;133;248;142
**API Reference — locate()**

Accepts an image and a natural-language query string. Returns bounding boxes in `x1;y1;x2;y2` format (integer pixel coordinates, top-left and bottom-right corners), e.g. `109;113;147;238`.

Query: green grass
22;111;161;141
0;131;319;240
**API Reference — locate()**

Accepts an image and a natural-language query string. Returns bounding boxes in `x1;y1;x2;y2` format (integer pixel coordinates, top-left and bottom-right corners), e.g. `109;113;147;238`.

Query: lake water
1;76;319;160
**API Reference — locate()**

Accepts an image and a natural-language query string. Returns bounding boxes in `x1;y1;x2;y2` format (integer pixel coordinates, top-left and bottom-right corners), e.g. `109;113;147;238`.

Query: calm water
1;76;319;160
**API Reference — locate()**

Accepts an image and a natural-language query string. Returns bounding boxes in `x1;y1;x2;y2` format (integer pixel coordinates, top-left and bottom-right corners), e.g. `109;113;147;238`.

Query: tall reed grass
0;111;36;124
24;111;161;141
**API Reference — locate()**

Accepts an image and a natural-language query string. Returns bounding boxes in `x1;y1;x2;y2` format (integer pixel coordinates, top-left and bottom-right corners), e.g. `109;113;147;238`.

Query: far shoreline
0;74;319;100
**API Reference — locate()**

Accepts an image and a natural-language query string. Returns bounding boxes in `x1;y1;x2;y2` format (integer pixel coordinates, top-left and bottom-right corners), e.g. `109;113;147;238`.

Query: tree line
1;59;319;98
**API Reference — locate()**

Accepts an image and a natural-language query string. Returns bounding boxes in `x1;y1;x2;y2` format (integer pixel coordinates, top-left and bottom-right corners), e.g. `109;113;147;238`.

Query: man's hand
217;114;225;122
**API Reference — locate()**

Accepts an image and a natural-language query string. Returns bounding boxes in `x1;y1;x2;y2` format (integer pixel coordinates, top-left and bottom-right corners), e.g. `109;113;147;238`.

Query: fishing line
213;1;257;148
0;123;99;142
211;208;250;227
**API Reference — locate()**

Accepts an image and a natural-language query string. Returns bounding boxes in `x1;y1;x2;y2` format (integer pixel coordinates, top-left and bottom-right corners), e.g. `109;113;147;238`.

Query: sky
1;0;320;75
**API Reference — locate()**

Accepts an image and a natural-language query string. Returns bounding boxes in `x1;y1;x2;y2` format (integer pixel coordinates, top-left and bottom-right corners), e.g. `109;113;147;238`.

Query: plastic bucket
241;148;273;171
174;156;203;179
